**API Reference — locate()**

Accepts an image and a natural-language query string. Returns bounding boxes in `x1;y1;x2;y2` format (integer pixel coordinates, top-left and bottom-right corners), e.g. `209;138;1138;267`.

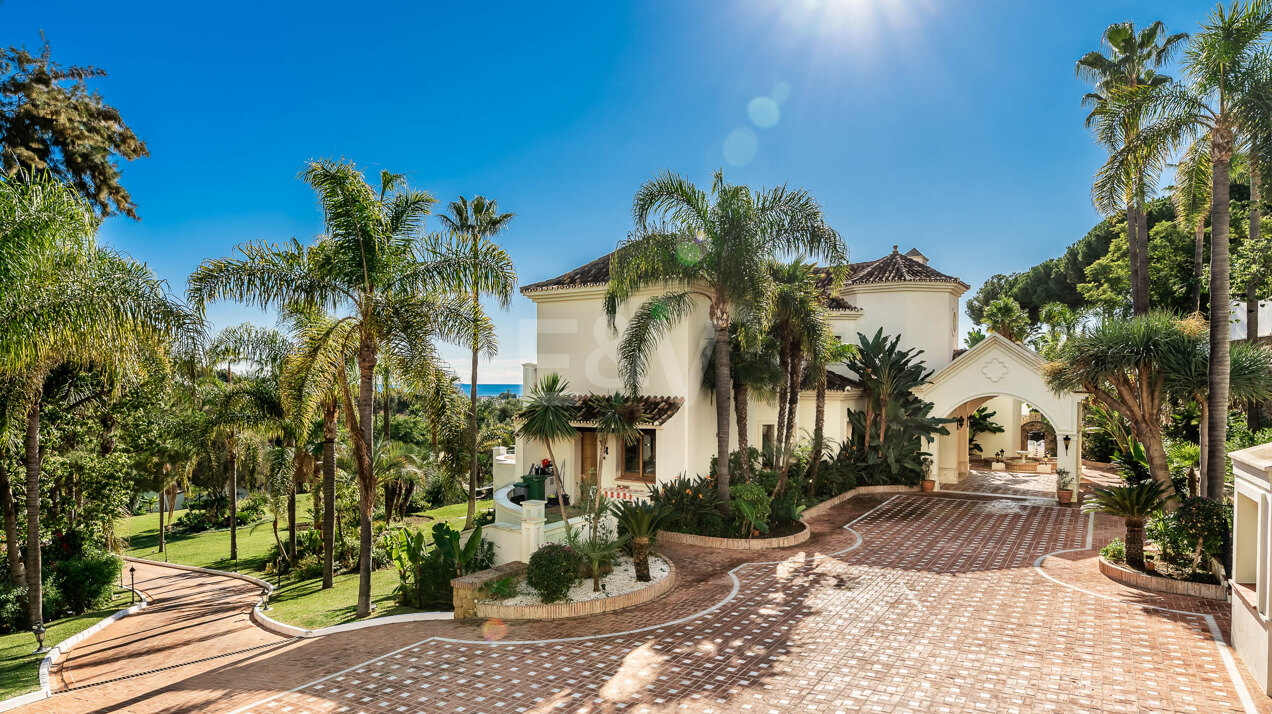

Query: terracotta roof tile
518;394;684;427
825;370;855;392
520;253;614;293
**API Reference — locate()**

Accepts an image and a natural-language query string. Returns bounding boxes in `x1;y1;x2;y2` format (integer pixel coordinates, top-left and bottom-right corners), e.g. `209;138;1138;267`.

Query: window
761;424;776;455
621;431;657;482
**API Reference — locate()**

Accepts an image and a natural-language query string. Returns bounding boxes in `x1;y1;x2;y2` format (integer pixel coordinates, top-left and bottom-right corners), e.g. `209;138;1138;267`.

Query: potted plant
920;456;936;493
1055;468;1075;504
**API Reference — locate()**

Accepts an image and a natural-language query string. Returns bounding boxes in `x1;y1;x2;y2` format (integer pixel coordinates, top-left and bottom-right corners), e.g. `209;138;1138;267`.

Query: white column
520;500;546;563
1260;494;1270;616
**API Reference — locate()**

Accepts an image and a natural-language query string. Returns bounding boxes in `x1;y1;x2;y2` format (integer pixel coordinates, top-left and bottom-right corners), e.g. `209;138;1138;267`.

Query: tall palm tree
1105;4;1272;500
516;373;577;523
1080;20;1188;315
0;174;190;626
700;323;782;483
768;260;830;493
438;196;516;530
806;338;855;496
1171;139;1213;313
189;159;490;617
605;170;846;509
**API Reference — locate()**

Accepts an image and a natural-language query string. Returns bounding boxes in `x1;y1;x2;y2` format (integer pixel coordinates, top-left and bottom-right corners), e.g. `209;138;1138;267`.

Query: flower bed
1098;556;1227;601
659;520;810;550
473;556;675;620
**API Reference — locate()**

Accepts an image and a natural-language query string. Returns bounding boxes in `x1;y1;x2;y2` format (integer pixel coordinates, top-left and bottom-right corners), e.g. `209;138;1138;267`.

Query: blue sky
6;0;1211;381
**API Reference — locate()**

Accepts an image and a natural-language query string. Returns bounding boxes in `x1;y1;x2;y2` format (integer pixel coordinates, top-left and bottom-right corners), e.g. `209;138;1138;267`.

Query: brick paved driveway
23;493;1268;713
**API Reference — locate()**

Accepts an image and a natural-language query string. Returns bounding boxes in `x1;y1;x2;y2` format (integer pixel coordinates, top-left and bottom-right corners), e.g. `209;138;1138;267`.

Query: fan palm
605;170;846;509
189;159;493;617
516;373;578;523
438;196;516;530
1079;20;1188;315
1094;4;1272;500
1083;480;1172;569
0;174;192;626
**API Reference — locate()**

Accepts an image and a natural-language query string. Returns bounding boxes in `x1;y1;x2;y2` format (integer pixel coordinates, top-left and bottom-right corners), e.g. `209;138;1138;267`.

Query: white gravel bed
483;555;669;607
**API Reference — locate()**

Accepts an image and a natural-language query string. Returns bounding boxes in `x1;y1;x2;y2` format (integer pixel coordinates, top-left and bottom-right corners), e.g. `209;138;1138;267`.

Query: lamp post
31;622;47;654
129;566;136;605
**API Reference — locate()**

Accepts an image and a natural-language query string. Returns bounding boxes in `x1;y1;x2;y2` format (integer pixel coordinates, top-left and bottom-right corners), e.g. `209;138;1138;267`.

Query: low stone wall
452;561;527;618
1098;557;1228;601
660;521;811;550
473;558;677;621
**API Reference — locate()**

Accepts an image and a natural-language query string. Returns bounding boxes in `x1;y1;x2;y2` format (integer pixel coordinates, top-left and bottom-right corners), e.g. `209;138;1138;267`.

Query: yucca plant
612;501;677;582
1083;480;1172;569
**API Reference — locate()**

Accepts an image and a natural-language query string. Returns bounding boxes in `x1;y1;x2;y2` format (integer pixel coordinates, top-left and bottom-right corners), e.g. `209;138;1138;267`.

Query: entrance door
581;431;598;484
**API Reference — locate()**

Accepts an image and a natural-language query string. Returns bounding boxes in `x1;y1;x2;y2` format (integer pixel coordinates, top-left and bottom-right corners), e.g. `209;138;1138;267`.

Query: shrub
814;446;859;499
292;554;324;580
1100;538;1126;563
527;543;580;603
771;486;807;527
53;550;123;614
649;475;725;536
0;583;26;634
484;576;519;600
730;482;771;538
387;523;496;609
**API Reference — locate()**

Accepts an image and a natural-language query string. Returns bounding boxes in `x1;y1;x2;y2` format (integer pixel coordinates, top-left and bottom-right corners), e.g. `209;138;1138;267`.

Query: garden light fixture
129;566;136;604
32;622;47;653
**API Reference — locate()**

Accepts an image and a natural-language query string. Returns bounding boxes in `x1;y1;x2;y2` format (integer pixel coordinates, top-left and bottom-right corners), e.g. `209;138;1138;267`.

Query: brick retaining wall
1098;556;1228;601
472;558;677;621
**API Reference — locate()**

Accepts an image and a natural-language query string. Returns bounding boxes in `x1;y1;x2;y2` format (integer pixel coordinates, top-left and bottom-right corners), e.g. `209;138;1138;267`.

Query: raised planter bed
1098;556;1228;601
470;557;676;620
660;520;810;550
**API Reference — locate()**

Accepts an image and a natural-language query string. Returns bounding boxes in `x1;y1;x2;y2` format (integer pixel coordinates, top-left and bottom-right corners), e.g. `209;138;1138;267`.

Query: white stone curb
124;556;450;639
0;583;148;713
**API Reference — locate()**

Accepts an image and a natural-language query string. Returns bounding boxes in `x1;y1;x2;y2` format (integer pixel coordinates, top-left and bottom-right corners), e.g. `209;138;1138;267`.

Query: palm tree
1079;20;1187;315
438;196;516;530
768;260;830;493
981;297;1032;343
806;338;856;496
1171;139;1213;313
585;392;641;524
845;329;933;452
605;170;846;509
1099;4;1272;500
0;174;190;626
516;373;577;523
1083;480;1171;569
612;501;676;582
700;323;782;483
189;160;489;617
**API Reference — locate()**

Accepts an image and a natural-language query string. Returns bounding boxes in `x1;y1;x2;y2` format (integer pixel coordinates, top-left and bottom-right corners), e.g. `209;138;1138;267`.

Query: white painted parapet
1231;441;1272;695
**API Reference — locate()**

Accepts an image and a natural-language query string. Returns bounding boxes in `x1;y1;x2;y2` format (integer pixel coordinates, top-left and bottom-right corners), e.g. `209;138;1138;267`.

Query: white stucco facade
1231;442;1272;695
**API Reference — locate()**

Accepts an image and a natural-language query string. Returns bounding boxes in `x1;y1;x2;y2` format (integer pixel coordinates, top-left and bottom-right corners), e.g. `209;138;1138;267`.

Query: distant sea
459;383;521;398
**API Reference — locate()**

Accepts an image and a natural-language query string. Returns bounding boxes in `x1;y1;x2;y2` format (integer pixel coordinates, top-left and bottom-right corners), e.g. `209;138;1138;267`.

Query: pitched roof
516;394;684;427
825;370;855;392
521;246;963;300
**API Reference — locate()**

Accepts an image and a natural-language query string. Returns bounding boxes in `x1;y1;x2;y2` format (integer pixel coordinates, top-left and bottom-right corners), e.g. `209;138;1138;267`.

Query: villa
489;245;1086;564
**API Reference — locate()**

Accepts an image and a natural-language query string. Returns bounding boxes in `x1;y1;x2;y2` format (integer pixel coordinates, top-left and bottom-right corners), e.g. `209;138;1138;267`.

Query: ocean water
459;383;521;398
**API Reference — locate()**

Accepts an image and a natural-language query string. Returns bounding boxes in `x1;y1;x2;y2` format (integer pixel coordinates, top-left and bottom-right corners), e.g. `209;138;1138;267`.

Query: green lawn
114;493;470;631
0;589;132;700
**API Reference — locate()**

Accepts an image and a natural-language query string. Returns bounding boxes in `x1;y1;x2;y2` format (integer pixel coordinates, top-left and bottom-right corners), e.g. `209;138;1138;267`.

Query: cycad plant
605;169;846;511
612;500;676;582
1083;480;1172;569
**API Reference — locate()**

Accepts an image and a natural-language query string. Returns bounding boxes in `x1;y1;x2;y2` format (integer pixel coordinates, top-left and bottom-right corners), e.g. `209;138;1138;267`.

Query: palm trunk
1193;216;1206;314
544;442;569;524
632;537;651;582
807;370;827;497
712;319;733;513
1199;400;1209;497
774;337;790;469
466;326;480;531
24;400;42;627
1125;517;1146;570
733;382;751;482
774;354;802;497
1127;204;1147;316
158;489;166;554
287;465;298;562
383;369;396;523
0;460;25;586
1248;168;1262;432
355;347;377;618
322;400;337;589
1136;202;1150;313
228;446;238;561
1205;133;1233;502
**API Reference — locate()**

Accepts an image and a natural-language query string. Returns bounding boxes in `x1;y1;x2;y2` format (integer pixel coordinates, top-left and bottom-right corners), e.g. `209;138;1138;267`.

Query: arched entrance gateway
914;333;1084;500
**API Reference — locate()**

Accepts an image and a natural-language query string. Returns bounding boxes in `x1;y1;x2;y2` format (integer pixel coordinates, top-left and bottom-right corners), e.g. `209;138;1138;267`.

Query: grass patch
265;569;419;630
402;499;494;527
0;589;132;700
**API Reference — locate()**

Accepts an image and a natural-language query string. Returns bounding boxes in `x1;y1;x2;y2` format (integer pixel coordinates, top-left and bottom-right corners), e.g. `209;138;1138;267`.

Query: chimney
904;248;929;265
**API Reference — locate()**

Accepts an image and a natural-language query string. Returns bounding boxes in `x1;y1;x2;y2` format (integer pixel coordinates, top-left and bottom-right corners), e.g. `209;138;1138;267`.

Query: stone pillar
1260;493;1270;616
956;405;972;478
520;500;546;562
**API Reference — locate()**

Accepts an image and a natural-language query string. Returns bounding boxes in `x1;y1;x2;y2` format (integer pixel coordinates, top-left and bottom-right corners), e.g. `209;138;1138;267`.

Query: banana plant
432;522;486;579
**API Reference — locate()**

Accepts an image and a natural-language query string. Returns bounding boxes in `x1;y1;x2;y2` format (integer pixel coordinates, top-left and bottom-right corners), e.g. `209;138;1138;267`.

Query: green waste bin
522;474;548;501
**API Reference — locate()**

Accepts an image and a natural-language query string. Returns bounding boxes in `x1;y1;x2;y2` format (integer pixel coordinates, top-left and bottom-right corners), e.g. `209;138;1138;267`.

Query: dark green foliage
729;482;771;537
649;475;726;536
1115;440;1152;485
527;543;581;603
388;523;496;609
0;41;149;218
484;576;518;600
51;550;123;613
813;446;859;499
967;408;1004;455
0;583;25;634
177;491;267;531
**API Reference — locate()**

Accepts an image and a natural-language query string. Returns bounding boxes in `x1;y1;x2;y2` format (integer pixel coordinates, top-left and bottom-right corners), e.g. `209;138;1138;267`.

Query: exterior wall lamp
1063;434;1072;453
